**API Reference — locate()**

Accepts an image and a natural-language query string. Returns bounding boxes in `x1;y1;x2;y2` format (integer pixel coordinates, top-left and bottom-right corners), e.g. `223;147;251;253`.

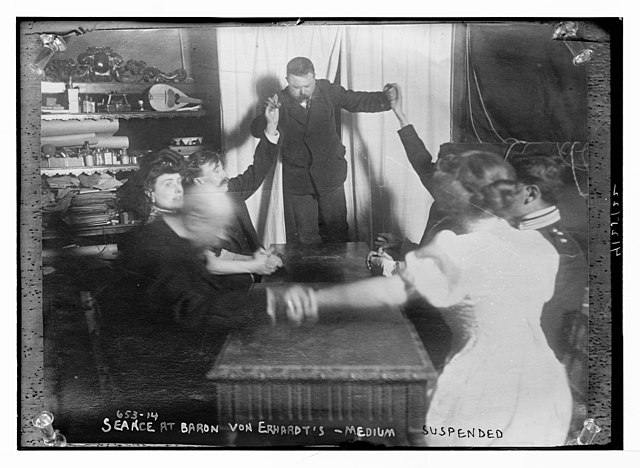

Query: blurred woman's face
183;190;234;248
151;173;184;210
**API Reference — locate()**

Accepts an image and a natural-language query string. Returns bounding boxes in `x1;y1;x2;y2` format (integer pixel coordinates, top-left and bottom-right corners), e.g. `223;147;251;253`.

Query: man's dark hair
184;149;226;186
286;57;315;76
510;155;563;205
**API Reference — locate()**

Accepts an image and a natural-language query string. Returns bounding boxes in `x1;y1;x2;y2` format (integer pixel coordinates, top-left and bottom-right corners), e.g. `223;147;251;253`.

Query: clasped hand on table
268;284;319;327
366;232;402;277
252;247;284;275
203;246;283;276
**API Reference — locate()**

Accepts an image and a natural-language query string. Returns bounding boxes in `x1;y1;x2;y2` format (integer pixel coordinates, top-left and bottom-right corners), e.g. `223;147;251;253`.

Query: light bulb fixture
552;21;579;40
27;34;67;78
32;410;67;446
568;46;594;66
552;21;594;66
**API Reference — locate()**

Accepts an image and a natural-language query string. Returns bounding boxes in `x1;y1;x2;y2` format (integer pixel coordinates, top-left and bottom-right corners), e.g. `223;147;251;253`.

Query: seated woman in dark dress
106;116;298;414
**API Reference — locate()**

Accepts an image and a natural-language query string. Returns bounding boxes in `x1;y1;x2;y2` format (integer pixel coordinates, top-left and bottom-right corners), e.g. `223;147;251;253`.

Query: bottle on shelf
82;95;91;113
81;141;94;166
66;77;80;113
94;147;104;166
103;148;113;165
121;148;130;165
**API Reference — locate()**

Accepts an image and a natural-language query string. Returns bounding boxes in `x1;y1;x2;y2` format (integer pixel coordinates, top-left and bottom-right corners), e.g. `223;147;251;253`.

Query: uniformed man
508;155;588;362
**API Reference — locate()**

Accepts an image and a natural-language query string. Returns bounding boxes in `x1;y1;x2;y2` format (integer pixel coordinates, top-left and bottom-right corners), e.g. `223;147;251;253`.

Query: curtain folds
216;24;452;246
340;24;452;243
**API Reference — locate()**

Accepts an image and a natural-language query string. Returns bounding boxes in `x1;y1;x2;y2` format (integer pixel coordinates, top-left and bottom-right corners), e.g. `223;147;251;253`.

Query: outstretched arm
228;94;281;199
333;82;391;113
264;274;410;327
384;83;437;192
298;275;410;314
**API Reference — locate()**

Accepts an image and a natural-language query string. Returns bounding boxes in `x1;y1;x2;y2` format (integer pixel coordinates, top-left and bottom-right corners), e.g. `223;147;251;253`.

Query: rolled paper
41;119;119;137
43;244;119;259
91;136;130;149
41;133;98;147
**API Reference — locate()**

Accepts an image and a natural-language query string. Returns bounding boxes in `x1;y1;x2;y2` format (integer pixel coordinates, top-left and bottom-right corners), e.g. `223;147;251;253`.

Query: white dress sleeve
400;230;467;308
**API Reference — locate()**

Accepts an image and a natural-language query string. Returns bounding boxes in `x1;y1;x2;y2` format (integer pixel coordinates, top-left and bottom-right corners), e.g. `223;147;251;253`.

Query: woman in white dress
280;150;573;447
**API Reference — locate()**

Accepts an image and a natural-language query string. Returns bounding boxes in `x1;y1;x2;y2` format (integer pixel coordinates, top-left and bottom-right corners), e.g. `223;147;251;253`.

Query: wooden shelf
42;81;197;95
41;110;206;121
41;165;138;177
41;81;206;120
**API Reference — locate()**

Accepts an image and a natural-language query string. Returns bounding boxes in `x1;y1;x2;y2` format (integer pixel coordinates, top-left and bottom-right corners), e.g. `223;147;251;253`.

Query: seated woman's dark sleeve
149;251;269;332
122;223;270;333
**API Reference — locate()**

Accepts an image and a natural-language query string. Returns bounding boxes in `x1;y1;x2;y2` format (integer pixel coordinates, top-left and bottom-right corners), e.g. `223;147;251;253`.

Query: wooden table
207;242;437;446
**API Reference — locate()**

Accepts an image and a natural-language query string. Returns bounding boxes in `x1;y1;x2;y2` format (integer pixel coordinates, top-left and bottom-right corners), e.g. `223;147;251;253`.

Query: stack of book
63;189;119;227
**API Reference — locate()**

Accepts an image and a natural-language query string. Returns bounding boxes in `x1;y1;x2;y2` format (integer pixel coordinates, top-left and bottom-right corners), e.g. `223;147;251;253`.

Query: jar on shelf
120;149;130;165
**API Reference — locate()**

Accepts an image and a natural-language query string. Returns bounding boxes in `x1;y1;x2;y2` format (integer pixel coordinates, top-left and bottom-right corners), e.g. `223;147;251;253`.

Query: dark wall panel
454;22;589;143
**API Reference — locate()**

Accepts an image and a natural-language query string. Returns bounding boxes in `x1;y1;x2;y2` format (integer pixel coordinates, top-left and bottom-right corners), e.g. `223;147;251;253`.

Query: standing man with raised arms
251;56;392;244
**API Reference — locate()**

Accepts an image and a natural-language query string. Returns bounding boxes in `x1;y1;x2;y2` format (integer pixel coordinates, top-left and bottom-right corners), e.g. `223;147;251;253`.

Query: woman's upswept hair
116;149;187;221
184;149;226;186
138;149;187;192
437;150;519;219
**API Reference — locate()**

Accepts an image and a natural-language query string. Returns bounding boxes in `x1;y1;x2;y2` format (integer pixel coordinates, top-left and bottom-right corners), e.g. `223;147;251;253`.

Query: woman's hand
203;249;221;273
251;247;282;275
281;285;318;326
266;252;283;270
366;250;398;277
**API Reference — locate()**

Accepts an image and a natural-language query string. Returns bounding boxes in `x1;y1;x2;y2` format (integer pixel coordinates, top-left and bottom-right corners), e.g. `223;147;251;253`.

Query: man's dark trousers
284;185;348;244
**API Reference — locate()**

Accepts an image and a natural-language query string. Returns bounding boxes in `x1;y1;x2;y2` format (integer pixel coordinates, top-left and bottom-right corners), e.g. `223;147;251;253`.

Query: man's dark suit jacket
251;79;390;195
536;220;588;360
224;134;280;253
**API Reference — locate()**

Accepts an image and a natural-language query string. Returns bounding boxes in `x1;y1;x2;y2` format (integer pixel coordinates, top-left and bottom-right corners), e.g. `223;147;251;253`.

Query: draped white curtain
216;24;452;246
341;24;452;243
216;25;343;246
